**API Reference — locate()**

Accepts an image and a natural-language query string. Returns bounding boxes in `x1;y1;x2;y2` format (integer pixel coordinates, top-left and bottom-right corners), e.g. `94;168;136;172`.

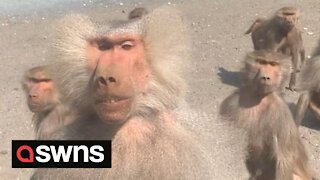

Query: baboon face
281;15;296;29
276;8;298;31
88;34;150;124
23;71;58;112
245;58;282;95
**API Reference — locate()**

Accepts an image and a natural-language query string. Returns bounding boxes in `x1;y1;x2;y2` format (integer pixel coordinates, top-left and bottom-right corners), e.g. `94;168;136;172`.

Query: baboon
295;92;320;126
220;50;312;180
128;7;148;19
22;66;75;139
245;7;305;91
31;6;214;180
295;51;320;126
22;66;59;113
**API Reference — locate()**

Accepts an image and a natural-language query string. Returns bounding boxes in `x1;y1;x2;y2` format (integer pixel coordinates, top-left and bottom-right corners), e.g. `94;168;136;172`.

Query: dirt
0;0;319;179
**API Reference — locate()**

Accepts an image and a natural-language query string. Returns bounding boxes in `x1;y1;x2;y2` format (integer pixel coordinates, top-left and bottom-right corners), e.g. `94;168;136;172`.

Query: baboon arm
275;38;288;52
299;33;306;67
286;45;299;90
295;93;310;126
309;100;320;120
291;47;299;72
300;48;306;68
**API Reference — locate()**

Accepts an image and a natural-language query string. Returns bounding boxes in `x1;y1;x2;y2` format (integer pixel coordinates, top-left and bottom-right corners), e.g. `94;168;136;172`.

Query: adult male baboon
31;6;214;180
245;7;305;91
128;7;148;19
220;50;311;180
22;66;75;139
295;46;320;126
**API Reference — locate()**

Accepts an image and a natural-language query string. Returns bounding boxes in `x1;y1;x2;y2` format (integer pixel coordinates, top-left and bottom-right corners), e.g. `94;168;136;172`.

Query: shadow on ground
288;103;320;130
217;67;241;87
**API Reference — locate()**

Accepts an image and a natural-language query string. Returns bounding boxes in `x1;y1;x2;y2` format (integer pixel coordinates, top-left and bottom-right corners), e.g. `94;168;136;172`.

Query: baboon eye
269;62;278;66
121;41;134;50
96;39;113;51
257;59;268;65
30;78;41;83
29;78;51;83
40;79;52;83
283;12;294;16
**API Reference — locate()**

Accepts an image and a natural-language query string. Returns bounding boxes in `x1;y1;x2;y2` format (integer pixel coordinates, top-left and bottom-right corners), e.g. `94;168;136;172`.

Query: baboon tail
244;18;264;34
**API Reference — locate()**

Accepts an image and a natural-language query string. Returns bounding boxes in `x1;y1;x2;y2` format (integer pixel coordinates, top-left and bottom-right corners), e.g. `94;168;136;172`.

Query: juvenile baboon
245;7;305;91
295;51;320;126
31;6;214;180
220;50;312;180
22;66;75;139
128;7;148;19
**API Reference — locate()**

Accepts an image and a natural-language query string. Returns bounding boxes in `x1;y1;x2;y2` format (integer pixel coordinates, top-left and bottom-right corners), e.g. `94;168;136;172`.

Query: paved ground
0;0;319;179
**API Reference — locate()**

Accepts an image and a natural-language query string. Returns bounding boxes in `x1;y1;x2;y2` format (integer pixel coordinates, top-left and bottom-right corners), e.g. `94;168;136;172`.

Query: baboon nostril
29;94;37;99
261;77;270;80
98;77;107;86
108;77;116;83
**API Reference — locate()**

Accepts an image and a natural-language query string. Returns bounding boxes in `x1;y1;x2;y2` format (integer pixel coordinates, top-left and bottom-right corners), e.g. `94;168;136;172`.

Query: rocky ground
0;0;319;179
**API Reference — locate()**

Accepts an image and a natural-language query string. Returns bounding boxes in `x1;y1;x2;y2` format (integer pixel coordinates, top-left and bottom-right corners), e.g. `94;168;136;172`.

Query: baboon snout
258;72;272;83
28;93;39;100
261;76;271;81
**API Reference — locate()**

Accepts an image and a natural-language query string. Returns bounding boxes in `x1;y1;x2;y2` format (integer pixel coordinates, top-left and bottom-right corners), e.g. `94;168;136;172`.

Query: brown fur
245;7;305;91
31;6;215;180
295;52;320;125
220;50;312;180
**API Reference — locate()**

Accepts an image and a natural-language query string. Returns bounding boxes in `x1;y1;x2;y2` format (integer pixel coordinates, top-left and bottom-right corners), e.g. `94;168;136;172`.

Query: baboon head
275;6;299;32
52;7;189;124
242;50;290;95
22;66;59;112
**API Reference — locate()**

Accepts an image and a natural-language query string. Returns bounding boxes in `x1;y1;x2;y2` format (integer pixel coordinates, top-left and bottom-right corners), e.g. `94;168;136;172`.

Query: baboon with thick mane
245;7;305;91
30;6;214;180
220;50;312;180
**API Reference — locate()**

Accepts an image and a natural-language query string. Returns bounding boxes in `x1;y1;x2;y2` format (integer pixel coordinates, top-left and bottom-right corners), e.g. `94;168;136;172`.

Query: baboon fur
31;6;216;180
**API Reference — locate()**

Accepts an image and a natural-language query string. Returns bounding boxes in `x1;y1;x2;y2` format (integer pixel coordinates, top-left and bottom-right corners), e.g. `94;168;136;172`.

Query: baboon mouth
29;102;40;106
28;102;41;109
95;96;132;113
95;96;132;105
283;12;294;16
